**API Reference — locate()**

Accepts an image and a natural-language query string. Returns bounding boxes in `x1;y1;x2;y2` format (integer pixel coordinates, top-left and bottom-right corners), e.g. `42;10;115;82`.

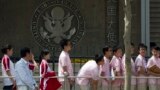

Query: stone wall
0;0;141;58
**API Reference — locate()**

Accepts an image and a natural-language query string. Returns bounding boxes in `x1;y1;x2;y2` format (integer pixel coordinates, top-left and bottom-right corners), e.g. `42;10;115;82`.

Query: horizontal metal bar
1;76;160;79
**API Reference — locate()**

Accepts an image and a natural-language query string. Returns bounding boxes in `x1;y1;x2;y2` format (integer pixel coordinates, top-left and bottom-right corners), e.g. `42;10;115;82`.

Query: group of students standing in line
75;43;160;90
1;39;160;90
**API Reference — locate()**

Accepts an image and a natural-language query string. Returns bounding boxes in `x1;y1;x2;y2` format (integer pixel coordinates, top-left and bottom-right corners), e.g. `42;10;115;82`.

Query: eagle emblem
40;7;76;43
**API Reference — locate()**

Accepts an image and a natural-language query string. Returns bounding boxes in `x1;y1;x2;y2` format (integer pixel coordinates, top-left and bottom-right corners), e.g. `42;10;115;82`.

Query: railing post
64;72;68;90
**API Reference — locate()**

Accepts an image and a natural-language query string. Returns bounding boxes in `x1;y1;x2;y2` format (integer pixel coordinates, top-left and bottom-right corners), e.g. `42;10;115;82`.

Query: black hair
102;46;112;54
1;44;13;54
157;47;160;51
113;46;122;53
20;47;31;57
39;49;50;61
95;54;104;64
151;46;159;51
131;43;135;47
60;39;70;49
138;43;147;50
150;42;157;49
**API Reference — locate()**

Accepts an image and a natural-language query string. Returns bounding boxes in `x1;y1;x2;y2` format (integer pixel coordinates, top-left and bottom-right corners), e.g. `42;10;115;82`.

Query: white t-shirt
147;56;160;85
58;51;73;82
122;54;136;85
1;55;15;86
76;60;100;85
135;54;147;84
101;56;110;86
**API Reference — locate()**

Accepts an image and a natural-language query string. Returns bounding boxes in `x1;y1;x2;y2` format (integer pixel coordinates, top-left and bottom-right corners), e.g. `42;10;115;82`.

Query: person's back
77;55;104;90
77;60;99;85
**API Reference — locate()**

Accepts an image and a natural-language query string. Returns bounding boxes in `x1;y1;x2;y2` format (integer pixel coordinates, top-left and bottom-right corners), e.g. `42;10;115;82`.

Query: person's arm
137;66;146;75
60;56;69;75
29;55;38;71
136;58;147;75
6;71;16;88
3;57;16;87
16;64;35;90
101;71;109;83
41;62;55;78
62;66;69;75
31;54;38;69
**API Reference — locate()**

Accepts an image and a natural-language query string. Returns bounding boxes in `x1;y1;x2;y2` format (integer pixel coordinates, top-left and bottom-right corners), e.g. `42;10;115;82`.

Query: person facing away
135;43;148;90
76;54;104;90
15;47;38;90
100;46;112;90
110;46;123;90
122;43;137;90
147;46;160;90
39;49;61;90
58;39;74;90
1;44;16;90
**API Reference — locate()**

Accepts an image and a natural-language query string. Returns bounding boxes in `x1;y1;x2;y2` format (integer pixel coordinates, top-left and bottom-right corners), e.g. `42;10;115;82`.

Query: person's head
102;46;112;57
150;42;157;50
113;46;123;58
60;39;72;52
151;46;159;58
138;43;147;57
1;44;13;56
20;47;32;61
39;49;50;61
95;54;104;66
131;43;135;54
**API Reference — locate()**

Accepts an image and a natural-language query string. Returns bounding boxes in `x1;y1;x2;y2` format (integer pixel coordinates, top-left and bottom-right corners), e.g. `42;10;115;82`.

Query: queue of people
1;39;160;90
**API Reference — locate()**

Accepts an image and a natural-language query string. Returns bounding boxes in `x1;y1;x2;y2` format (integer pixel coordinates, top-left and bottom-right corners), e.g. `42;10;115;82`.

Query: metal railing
1;76;160;90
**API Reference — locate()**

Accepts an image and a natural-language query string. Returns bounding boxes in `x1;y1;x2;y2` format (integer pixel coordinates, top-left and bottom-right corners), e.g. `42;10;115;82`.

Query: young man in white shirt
77;54;104;90
147;46;160;90
58;39;74;90
100;46;112;90
1;44;16;90
122;43;137;90
15;47;38;90
135;43;148;90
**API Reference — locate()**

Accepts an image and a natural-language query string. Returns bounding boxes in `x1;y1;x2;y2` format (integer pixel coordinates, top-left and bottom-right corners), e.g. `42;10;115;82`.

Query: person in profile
58;39;74;90
76;54;104;90
15;47;38;90
100;46;113;90
39;49;61;90
1;44;16;90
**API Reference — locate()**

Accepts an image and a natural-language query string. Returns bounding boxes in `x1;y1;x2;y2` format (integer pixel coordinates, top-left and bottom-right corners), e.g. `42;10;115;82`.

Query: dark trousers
3;85;13;90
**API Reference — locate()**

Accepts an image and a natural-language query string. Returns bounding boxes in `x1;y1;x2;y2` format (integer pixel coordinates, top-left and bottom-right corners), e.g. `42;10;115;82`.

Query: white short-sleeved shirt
122;54;136;85
76;60;100;85
110;56;123;86
101;56;110;85
135;54;147;84
147;56;160;85
1;55;15;86
58;51;73;82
